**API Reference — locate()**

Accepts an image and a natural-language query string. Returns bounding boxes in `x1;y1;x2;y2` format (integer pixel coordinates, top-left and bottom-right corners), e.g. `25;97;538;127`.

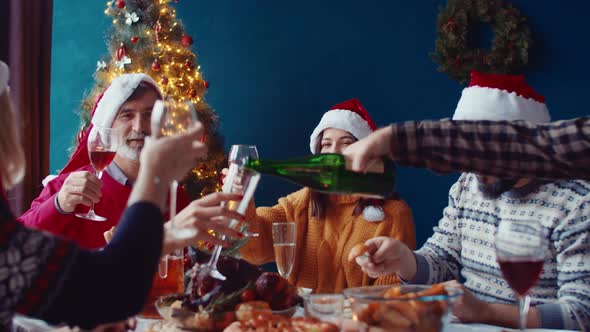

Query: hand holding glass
75;125;119;221
201;164;261;280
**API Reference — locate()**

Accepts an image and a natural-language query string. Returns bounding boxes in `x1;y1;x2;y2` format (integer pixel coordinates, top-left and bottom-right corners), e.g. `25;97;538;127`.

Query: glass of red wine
496;219;547;331
75;125;119;221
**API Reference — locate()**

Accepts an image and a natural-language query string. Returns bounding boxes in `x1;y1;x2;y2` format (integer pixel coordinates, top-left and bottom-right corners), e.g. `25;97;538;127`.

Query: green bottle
244;153;396;198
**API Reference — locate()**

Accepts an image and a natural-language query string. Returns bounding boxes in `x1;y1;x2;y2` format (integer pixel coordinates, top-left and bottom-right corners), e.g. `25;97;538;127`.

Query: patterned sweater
410;173;590;330
1;194;163;330
240;188;416;294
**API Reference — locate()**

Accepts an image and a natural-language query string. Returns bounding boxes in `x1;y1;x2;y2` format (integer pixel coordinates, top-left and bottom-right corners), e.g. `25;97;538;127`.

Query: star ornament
125;12;139;26
96;60;107;72
115;56;131;69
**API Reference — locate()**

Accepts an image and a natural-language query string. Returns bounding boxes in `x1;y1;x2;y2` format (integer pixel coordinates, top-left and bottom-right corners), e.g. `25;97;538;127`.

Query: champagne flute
224;144;260;237
496;219;547;331
272;222;297;278
202;164;261;280
151;98;198;239
75;125;119;221
151;99;198;278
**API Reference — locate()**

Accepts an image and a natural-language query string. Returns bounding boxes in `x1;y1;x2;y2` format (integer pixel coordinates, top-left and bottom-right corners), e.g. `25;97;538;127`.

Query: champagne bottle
244;153;395;198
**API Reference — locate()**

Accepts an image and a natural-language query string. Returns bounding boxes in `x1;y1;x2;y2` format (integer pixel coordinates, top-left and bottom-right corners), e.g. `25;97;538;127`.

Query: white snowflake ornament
96;61;107;72
115;56;131;69
125;12;139;26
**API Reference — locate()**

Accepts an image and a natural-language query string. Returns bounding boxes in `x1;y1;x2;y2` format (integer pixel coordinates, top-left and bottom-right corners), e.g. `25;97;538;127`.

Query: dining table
13;313;578;332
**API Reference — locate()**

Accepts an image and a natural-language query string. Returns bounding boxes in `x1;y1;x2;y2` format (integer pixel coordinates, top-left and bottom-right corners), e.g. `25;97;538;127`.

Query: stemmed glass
496;219;547;331
151;98;198;239
272;222;297;278
199;146;261;281
75;125;119;221
225;144;260;237
151;99;198;278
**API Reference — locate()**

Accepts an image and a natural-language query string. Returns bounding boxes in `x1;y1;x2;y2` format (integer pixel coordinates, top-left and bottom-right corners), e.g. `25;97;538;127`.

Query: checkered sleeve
390;117;590;180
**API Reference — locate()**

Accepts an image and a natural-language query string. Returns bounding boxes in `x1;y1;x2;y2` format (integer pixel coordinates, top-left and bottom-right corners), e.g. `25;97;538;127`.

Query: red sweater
18;164;190;249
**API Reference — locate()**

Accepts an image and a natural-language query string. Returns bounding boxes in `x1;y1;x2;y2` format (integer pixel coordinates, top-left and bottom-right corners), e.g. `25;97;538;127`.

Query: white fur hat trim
309;109;373;153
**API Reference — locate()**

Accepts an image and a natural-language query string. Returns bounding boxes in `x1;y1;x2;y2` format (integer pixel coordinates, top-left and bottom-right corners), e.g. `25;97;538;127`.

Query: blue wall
51;0;590;247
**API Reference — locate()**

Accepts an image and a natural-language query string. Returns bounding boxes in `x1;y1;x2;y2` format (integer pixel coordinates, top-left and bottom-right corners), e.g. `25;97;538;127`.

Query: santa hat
0;60;9;96
309;98;385;222
59;73;161;175
453;70;550;123
309;98;377;154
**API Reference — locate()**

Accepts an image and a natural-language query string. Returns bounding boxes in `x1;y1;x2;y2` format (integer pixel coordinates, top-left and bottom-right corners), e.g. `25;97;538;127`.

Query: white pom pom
362;205;384;222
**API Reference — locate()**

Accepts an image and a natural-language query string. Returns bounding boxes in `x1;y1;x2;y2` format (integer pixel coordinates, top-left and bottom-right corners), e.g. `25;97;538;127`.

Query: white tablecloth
13;315;577;332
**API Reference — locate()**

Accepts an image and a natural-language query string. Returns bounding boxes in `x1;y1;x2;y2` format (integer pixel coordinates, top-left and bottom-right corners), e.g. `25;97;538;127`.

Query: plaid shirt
390;116;590;180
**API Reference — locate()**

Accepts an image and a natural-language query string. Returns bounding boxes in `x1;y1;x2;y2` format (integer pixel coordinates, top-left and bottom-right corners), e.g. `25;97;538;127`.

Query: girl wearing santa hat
238;98;416;294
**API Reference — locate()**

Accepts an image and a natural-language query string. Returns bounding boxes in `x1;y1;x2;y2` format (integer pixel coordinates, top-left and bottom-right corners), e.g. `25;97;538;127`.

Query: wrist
398;249;417;281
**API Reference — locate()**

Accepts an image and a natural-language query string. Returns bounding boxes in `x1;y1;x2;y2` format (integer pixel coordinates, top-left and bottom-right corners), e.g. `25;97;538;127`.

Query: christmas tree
75;0;225;198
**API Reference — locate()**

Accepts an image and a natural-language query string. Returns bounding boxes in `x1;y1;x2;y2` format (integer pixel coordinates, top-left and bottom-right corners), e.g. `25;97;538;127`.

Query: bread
348;243;370;262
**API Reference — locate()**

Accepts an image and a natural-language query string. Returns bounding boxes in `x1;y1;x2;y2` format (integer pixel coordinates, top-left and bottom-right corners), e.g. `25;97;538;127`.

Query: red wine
90;151;116;172
498;259;544;296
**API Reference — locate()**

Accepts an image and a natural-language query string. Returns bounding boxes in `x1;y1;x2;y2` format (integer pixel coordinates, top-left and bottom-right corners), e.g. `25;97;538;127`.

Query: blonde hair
0;90;25;191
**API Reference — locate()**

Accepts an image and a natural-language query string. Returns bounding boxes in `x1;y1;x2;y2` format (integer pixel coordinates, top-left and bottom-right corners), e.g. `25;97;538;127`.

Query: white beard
117;143;141;161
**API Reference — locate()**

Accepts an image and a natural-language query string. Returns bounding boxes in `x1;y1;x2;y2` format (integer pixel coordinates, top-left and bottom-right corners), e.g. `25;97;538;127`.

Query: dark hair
309;131;400;219
126;81;161;102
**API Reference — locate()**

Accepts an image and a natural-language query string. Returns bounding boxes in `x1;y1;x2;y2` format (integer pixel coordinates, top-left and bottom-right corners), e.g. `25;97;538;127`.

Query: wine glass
225;144;260;237
152;99;198;278
496;219;547;331
151;98;198;240
272;222;297;278
202;164;261;280
75;125;119;221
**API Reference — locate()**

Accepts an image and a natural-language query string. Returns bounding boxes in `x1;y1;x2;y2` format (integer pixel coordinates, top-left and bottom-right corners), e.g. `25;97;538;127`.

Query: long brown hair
309;132;399;219
0;89;25;191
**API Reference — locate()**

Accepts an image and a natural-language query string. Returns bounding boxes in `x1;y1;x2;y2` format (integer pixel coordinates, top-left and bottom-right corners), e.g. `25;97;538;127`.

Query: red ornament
445;19;456;32
160;76;169;85
115;0;125;9
151;60;161;71
115;44;126;61
130;36;139;43
184;60;192;69
181;35;193;47
189;88;197;98
203;80;209;89
199;164;207;172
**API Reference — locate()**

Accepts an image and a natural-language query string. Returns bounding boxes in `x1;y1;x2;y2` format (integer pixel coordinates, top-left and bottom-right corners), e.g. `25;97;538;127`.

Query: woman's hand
162;192;246;255
353;236;416;280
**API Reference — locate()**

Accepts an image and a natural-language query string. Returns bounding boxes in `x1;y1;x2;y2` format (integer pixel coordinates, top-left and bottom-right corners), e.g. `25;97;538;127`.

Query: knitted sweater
411;173;590;331
240;188;416;293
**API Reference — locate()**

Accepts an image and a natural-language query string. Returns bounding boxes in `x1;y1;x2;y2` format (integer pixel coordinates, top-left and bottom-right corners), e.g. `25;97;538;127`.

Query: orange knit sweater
240;188;416;293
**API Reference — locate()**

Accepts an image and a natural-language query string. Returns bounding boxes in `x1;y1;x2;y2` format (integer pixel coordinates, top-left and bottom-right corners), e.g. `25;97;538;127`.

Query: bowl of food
155;257;302;331
156;295;300;331
342;283;462;332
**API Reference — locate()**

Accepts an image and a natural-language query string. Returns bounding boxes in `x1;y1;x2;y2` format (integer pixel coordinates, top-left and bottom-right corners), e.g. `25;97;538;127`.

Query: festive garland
431;0;533;84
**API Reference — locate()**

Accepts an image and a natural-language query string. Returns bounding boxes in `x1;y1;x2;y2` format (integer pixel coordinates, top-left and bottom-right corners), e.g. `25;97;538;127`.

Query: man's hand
56;171;102;213
343;126;393;172
353;236;416;280
441;280;491;323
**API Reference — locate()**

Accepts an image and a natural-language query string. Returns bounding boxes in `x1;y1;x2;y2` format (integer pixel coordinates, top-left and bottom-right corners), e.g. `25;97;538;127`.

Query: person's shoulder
543;179;590;203
283;187;312;202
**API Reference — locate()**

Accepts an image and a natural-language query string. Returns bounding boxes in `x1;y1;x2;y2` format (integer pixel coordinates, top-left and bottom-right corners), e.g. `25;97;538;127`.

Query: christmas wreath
431;0;533;84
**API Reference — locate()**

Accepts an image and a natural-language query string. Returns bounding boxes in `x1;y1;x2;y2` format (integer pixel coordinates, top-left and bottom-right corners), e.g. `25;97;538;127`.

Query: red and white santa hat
453;70;550;123
309;98;377;153
59;73;161;175
0;60;9;96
